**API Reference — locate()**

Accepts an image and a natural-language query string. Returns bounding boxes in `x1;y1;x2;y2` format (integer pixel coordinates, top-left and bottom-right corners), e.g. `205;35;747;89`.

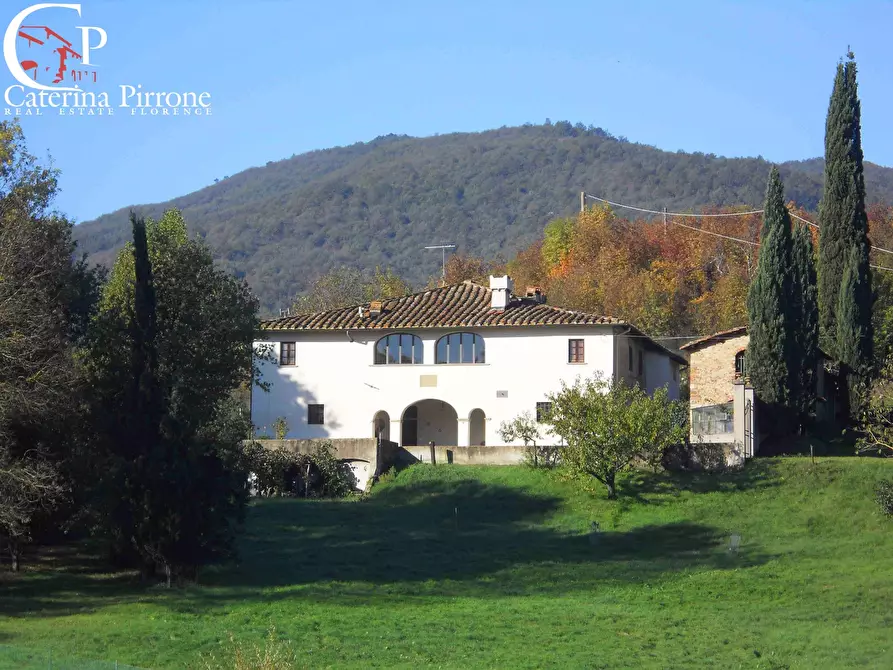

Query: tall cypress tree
818;52;872;366
131;213;161;431
837;247;872;415
791;223;819;420
747;167;796;419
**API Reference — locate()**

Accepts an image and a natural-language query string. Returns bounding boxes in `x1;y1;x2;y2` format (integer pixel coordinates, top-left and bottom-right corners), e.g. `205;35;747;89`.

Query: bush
243;441;355;498
309;442;356;497
498;411;559;468
272;417;289;440
662;442;729;472
199;627;295;670
876;479;893;517
522;444;561;469
376;466;397;485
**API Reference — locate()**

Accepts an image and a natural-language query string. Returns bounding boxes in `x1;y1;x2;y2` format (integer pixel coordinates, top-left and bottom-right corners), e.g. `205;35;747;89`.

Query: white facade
252;324;683;446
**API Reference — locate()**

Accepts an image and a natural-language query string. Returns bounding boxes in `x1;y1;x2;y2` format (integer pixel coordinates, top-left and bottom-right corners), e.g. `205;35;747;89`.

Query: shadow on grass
617;459;780;505
759;432;857;457
0;470;776;617
184;473;772;605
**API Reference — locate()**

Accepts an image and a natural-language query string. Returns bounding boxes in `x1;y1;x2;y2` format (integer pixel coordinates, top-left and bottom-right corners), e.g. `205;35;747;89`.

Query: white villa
251;276;687;447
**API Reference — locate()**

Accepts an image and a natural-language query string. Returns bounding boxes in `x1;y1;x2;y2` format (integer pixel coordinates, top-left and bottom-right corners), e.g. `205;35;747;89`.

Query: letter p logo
77;25;106;66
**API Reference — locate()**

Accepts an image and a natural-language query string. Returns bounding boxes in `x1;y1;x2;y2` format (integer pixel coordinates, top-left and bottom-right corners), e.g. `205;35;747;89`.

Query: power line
584;194;763;217
787;211;893;257
671;220;759;246
584;192;893;264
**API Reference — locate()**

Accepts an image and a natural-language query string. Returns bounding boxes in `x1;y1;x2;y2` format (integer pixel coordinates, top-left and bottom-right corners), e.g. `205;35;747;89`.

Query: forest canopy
72;122;893;314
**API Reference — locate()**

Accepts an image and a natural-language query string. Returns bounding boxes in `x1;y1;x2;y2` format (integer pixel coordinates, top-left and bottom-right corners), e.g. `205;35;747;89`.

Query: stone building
681;325;837;453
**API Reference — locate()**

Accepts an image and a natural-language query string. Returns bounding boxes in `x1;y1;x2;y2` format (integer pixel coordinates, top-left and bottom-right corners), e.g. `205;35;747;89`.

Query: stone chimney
489;275;513;311
525;286;546;304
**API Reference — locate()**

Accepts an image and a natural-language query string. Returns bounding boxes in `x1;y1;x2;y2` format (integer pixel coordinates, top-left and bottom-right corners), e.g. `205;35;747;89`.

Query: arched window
435;332;485;364
735;350;747;378
374;333;423;365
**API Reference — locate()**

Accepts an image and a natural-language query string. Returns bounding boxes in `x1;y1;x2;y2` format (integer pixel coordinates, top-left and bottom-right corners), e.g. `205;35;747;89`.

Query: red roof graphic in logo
17;25;90;85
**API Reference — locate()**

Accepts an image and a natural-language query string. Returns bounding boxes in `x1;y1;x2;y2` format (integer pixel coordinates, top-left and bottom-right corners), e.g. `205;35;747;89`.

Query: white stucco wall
251;325;681;446
644;349;679;400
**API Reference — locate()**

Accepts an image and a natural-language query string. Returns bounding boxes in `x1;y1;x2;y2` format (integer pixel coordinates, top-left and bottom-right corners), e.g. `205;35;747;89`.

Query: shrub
498;411;559;468
199;628;295;670
376;466;397;485
309;442;356;497
272;417;289;440
243;440;355;498
876;479;893;517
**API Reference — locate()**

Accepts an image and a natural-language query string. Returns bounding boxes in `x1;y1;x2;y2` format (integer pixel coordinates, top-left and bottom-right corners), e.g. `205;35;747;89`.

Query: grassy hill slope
72;122;893;313
2;458;893;668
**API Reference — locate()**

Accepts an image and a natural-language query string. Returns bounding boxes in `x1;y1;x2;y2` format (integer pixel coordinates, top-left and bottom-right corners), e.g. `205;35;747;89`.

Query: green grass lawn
2;458;893;669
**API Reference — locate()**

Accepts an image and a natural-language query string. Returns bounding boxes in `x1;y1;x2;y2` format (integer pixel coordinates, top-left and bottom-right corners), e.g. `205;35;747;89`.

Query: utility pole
424;244;456;286
663;206;668;235
580;191;586;213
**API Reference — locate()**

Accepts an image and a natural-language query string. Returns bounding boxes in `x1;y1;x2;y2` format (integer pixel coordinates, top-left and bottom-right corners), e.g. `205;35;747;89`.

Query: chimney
489;275;513;311
369;300;383;318
525;286;546;304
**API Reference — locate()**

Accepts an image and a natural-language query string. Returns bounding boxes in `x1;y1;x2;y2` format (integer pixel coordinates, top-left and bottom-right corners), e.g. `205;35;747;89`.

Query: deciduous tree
0;121;88;570
86;209;260;584
544;375;685;499
292;265;411;313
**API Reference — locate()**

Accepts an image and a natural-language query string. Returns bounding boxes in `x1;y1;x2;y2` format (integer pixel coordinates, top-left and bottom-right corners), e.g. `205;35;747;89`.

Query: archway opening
401;400;458;446
373;410;390;441
469;408;486;446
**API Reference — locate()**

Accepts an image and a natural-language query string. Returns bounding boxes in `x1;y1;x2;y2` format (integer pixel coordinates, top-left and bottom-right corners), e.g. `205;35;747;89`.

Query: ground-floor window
691;403;733;435
308;403;325;425
536;402;552;422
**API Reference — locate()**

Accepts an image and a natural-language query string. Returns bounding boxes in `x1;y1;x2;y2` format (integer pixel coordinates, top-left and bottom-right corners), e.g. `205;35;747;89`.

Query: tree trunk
10;543;20;572
605;472;617;500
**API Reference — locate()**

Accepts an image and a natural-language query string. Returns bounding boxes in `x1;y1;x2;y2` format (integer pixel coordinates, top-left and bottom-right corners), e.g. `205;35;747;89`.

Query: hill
72;122;893;313
2;458;893;668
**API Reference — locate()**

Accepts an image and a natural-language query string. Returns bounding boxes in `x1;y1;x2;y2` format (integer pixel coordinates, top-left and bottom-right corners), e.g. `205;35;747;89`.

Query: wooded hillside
72;122;893;313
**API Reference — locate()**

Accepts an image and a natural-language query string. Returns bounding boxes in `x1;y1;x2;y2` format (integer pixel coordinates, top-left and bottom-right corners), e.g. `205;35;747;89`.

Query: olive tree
498;411;558;467
544;374;685;499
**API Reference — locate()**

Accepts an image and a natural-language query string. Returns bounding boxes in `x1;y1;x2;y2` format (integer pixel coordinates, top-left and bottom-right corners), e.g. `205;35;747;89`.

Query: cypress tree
791;223;819;420
837;247;871;415
747;167;796;420
131;213;161;431
818;52;872;365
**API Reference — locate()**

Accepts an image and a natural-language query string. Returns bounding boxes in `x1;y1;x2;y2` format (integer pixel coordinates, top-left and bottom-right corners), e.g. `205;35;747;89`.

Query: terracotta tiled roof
679;326;748;352
680;324;833;361
263;281;623;331
262;281;688;365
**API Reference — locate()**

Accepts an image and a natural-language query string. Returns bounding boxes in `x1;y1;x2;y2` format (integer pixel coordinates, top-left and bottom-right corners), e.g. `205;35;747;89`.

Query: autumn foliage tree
507;203;761;337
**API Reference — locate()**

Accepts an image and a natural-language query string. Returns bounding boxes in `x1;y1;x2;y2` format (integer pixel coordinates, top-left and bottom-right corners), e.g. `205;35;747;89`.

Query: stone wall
399;445;528;466
255;438;400;489
264;437;380;461
688;333;749;407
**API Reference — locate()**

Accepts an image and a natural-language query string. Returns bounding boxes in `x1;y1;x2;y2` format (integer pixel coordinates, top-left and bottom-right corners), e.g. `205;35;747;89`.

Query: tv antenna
424;244;456;284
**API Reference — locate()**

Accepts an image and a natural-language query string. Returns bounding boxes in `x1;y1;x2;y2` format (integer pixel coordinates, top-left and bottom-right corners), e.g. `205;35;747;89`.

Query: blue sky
5;0;893;222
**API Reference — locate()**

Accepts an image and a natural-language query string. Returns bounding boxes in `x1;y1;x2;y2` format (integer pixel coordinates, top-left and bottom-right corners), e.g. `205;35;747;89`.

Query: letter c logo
4;4;82;92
